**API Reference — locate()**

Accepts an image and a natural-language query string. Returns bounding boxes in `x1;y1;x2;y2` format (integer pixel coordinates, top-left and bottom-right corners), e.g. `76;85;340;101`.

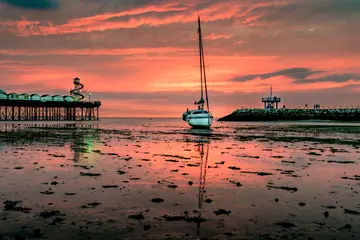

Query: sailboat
182;16;214;129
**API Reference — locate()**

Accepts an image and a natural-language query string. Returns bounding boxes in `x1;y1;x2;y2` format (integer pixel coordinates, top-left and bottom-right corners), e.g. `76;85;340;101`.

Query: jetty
218;88;360;122
0;77;101;121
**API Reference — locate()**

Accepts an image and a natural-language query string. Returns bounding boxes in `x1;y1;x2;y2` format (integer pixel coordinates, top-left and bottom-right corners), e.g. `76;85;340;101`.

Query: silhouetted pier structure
0;100;101;121
262;86;281;109
219;85;360;121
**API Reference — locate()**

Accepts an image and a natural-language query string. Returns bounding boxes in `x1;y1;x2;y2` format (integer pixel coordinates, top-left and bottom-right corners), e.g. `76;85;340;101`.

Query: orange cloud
204;33;234;40
0;47;193;56
0;0;290;36
63;3;189;28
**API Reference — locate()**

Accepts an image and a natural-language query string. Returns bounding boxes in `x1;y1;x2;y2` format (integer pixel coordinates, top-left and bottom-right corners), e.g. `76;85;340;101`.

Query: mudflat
0;119;359;240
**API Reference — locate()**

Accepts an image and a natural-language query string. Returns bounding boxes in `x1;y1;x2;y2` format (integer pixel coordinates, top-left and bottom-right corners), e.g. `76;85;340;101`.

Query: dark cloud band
230;67;360;84
230;68;323;82
0;0;59;9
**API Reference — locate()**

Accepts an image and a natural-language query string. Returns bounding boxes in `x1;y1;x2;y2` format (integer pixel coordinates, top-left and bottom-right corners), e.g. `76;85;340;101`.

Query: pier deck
0;100;101;121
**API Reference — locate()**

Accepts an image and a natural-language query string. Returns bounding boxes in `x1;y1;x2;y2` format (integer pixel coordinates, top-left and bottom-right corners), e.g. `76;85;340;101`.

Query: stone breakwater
218;108;360;121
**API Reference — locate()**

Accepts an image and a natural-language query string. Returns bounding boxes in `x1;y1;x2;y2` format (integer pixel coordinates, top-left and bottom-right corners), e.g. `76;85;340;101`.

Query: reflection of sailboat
194;137;210;237
182;16;214;129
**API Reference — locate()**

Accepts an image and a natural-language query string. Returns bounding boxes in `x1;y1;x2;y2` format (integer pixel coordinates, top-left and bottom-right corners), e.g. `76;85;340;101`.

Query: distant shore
218;108;360;122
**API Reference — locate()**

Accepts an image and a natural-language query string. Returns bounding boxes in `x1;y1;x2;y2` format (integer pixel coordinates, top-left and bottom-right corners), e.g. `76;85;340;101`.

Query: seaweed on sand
228;166;241;170
281;160;296;164
237;154;260;159
151;198;164;203
3;200;31;213
40;190;54;195
187;163;200;167
214;209;231;216
341;175;360;180
128;213;145;220
267;185;298;192
241;171;273;176
74;165;92;170
102;185;119;188
275;221;296;228
116;170;127;175
229;180;242;187
81;202;101;208
154;154;191;160
344;209;360;215
166;159;179;163
163;215;206;223
330;147;349;153
80;172;101;177
39;210;65;219
307;152;322;156
327;160;355;164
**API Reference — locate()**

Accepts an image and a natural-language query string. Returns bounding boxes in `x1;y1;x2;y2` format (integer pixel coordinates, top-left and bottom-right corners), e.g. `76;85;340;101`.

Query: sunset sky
1;0;360;117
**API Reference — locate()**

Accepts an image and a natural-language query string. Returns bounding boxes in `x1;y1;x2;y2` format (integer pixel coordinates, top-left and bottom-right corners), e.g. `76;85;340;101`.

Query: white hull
187;117;213;128
184;112;213;128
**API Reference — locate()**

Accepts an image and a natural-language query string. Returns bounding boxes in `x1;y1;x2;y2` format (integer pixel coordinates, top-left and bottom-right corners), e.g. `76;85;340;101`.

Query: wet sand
0;120;359;240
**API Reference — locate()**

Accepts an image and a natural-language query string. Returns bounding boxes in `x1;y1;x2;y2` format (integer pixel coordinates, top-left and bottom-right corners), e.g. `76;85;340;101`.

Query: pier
0;77;101;121
218;87;360;122
218;108;360;122
0;100;100;121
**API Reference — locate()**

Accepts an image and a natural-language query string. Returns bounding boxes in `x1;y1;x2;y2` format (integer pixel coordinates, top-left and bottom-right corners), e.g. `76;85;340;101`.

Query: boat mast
198;16;210;111
197;16;204;109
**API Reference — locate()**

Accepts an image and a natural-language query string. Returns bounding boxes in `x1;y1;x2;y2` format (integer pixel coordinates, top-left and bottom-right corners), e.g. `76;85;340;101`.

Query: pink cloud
0;47;192;56
0;0;290;36
204;33;234;40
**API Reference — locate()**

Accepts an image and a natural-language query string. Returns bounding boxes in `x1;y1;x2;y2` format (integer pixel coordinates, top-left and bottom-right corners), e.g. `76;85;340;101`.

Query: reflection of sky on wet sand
0;119;359;239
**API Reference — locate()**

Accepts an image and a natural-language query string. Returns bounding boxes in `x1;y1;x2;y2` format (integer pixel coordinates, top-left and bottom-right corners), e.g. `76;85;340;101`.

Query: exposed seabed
0;120;359;240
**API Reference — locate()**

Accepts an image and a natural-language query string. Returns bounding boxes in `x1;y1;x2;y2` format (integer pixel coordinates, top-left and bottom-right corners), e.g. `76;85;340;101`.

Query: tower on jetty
0;77;101;121
261;86;281;109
